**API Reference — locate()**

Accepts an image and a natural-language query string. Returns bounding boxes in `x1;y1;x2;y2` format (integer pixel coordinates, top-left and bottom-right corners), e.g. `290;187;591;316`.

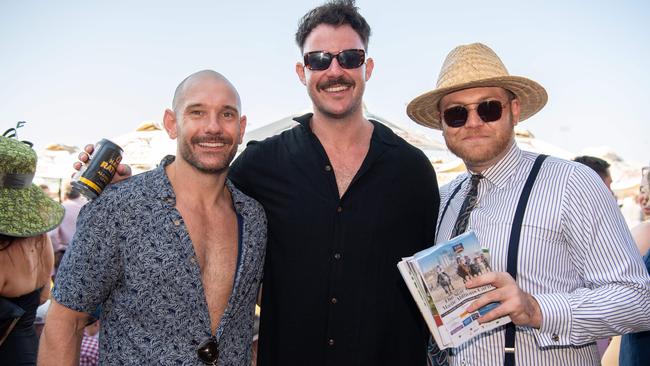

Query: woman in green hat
0;132;64;365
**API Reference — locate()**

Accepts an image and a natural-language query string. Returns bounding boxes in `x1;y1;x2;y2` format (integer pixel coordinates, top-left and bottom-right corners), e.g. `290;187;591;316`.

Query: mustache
191;135;234;145
317;76;354;91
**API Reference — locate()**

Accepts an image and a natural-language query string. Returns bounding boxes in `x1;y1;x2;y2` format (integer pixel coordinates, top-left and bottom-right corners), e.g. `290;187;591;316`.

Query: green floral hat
0;132;64;237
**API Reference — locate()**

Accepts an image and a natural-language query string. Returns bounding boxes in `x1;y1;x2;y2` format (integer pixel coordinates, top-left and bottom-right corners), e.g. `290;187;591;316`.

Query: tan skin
439;87;543;329
295;24;375;197
0;234;53;305
40;71;245;365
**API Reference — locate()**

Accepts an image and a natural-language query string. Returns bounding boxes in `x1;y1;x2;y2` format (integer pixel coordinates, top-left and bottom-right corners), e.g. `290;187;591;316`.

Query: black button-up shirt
230;113;439;366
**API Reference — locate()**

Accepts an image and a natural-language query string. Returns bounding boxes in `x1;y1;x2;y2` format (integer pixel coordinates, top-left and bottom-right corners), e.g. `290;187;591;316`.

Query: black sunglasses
197;338;218;365
442;100;509;128
303;49;365;71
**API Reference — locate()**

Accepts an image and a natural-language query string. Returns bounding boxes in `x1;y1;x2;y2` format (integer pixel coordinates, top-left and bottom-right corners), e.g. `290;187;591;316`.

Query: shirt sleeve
229;141;264;198
414;148;440;246
532;165;650;347
52;196;123;314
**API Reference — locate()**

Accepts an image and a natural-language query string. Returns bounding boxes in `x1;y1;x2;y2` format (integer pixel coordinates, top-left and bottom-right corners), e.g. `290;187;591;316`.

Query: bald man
39;70;267;366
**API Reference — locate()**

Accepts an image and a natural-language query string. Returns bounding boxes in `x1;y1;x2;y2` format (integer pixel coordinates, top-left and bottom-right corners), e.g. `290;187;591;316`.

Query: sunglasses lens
197;339;219;365
443;106;468;128
338;49;365;69
477;101;503;122
305;52;332;71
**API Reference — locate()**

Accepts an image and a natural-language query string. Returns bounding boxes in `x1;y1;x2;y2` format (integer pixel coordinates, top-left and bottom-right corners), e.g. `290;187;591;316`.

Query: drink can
72;138;123;200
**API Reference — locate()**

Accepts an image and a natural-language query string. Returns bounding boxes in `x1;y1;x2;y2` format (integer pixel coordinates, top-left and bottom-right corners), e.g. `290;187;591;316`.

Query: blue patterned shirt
54;156;267;365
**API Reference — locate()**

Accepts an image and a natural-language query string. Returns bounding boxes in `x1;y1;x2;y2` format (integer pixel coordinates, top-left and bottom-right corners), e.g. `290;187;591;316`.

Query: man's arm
39;235;55;305
38;299;90;366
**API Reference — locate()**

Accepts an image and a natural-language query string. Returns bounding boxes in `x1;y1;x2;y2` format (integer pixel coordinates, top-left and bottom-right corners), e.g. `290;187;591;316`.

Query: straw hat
0;136;64;237
407;43;548;130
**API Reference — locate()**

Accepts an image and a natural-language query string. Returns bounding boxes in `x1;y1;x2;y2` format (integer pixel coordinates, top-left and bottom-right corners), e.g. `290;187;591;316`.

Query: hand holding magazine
397;231;510;350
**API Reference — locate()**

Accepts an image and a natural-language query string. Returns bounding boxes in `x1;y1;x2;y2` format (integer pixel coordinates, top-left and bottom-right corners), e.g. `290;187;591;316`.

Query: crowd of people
1;1;649;366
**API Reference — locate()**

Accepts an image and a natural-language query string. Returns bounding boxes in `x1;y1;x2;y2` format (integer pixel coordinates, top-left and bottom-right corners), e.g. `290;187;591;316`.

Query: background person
0;133;61;365
79;318;99;366
616;166;650;365
573;155;613;192
48;181;86;252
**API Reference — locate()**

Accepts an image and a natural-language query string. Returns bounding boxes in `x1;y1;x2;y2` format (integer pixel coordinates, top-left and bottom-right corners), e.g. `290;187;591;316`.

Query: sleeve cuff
531;293;573;347
52;286;97;315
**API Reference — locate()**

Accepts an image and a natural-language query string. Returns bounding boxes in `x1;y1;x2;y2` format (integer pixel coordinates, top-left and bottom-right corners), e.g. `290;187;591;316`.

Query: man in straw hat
39;70;267;365
407;42;650;366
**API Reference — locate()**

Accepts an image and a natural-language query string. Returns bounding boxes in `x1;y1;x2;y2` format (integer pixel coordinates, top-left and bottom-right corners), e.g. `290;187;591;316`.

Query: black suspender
503;154;547;366
436;154;548;366
436;177;468;234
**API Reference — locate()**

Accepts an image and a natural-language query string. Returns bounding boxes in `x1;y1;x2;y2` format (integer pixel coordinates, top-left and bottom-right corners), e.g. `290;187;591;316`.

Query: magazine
397;231;510;349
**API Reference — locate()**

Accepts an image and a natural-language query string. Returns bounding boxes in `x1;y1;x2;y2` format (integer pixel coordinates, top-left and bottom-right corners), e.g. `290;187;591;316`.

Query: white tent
111;121;176;175
36;143;80;179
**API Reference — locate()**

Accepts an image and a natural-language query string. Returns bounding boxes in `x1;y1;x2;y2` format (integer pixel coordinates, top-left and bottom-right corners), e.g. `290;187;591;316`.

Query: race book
397;231;511;349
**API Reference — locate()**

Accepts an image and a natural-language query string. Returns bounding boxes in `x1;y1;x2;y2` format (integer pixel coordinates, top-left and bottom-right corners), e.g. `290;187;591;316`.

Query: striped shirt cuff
532;293;573;347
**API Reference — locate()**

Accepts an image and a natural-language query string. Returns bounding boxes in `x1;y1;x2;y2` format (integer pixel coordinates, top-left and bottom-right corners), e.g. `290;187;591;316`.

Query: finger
84;144;95;154
78;150;90;163
475;302;510;324
466;272;497;289
111;164;133;184
466;288;503;313
116;164;131;177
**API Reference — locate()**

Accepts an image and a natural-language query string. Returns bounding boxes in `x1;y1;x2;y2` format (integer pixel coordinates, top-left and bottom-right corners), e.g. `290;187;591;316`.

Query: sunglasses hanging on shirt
197;338;218;365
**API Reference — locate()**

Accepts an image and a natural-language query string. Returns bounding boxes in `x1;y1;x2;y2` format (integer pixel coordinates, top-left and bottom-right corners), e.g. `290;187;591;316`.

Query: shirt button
336;206;343;213
330;297;338;304
173;219;181;226
334;253;341;260
324;165;332;172
190;256;196;264
551;333;559;342
328;338;335;346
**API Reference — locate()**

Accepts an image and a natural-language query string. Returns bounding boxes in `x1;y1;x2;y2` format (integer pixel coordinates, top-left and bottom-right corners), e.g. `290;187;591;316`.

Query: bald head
172;70;242;114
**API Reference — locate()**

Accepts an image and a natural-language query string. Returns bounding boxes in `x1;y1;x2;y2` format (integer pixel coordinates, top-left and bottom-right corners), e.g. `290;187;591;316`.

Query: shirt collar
469;142;522;189
293;113;399;147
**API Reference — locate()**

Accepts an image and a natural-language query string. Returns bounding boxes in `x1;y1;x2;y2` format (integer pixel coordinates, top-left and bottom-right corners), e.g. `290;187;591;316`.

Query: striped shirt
436;143;650;366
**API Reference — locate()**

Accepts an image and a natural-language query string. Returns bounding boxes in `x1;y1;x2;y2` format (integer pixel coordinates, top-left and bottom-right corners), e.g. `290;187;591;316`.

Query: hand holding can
72;139;123;200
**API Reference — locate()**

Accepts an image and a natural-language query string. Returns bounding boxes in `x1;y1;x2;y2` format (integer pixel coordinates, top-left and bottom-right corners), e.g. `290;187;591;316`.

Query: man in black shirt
229;1;439;365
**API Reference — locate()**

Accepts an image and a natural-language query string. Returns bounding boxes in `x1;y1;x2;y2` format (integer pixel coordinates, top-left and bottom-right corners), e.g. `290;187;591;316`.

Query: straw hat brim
407;76;548;130
0;184;64;237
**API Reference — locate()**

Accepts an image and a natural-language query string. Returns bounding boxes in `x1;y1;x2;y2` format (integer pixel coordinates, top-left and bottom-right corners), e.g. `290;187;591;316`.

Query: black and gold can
72;139;123;199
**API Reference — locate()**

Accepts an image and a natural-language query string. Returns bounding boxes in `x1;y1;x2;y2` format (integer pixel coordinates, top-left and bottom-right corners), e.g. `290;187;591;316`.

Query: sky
1;0;649;163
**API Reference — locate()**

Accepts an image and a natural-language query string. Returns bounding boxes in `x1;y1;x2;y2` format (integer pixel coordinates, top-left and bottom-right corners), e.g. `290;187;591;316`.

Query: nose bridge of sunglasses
466;107;487;124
